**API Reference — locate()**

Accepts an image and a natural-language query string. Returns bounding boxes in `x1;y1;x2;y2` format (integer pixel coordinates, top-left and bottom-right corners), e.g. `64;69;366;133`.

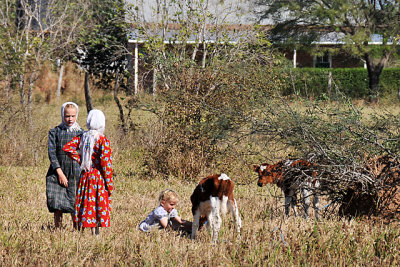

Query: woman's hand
56;168;68;187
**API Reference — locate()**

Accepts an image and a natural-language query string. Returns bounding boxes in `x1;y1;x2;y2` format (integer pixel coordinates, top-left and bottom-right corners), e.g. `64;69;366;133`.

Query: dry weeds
0;98;399;266
1;163;399;266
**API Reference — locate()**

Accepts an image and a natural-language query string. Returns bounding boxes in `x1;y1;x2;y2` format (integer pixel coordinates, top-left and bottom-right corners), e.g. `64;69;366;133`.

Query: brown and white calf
190;173;242;242
252;159;320;219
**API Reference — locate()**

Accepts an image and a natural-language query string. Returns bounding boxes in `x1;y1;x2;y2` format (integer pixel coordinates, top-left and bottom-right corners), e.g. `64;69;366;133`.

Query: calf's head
252;163;283;187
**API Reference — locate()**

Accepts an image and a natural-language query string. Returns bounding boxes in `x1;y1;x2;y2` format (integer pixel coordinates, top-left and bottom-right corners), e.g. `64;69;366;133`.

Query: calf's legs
302;183;319;220
284;189;298;217
210;197;222;242
227;198;242;233
191;210;201;239
192;197;242;242
284;186;319;219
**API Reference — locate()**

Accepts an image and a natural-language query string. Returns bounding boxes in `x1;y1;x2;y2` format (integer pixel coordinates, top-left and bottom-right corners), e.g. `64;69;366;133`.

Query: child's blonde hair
64;103;77;112
158;189;179;203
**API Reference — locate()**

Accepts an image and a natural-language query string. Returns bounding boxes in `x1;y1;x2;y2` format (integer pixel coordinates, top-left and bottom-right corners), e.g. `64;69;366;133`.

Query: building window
314;53;331;68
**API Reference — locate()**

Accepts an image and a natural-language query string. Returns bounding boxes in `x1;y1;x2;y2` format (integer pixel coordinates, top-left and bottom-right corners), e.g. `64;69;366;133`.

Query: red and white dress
63;134;113;228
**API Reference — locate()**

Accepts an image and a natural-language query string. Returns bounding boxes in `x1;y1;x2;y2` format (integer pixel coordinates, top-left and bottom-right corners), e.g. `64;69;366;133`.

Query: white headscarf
79;109;106;172
60;102;81;132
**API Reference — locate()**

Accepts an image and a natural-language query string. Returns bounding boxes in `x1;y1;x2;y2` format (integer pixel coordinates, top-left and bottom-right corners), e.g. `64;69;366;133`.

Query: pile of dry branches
250;92;400;221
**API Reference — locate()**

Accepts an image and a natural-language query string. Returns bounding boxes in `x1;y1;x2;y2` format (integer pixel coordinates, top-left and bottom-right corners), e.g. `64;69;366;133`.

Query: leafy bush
138;47;284;180
280;67;400;99
280;68;329;97
331;68;369;98
380;68;400;97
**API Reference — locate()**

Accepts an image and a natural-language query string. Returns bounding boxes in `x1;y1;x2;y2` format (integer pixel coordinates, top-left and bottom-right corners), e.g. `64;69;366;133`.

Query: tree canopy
75;0;129;89
256;0;400;102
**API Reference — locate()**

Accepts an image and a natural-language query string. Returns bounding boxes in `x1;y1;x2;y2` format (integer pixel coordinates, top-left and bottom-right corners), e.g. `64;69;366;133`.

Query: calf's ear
251;164;260;172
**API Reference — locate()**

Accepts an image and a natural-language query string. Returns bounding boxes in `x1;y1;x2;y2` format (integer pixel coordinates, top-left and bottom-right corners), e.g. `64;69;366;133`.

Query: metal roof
126;1;397;46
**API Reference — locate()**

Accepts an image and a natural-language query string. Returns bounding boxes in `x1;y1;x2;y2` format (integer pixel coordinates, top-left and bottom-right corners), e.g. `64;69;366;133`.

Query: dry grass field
1;97;400;266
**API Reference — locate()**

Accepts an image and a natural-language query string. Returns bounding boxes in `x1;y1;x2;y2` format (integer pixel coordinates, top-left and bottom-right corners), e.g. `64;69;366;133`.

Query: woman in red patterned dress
63;109;113;235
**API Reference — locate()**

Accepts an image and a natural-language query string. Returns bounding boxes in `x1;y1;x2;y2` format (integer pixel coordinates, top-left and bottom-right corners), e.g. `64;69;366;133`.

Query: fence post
56;59;63;102
328;71;332;97
134;42;139;95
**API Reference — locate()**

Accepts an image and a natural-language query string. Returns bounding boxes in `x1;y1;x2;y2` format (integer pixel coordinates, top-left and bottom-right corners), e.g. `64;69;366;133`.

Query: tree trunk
397;88;400;102
192;43;199;61
27;73;35;128
153;67;157;99
19;73;26;113
364;52;389;103
113;71;127;134
126;52;134;96
84;72;93;112
201;42;207;69
367;69;380;103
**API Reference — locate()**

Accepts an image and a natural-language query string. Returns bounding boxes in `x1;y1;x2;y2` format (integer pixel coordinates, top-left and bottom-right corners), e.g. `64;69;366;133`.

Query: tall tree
75;0;130;128
256;0;400;102
75;0;129;90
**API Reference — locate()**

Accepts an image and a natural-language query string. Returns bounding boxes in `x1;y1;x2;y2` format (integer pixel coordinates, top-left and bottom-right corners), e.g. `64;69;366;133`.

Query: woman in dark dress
46;102;83;229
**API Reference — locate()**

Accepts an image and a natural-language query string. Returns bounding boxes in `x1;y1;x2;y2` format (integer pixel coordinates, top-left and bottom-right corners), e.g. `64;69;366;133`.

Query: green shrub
331;68;368;98
280;67;400;99
380;69;400;98
138;48;285;179
281;68;329;97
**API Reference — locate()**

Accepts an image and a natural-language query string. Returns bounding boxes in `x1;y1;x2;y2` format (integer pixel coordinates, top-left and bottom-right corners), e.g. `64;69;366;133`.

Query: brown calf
190;173;242;242
252;159;319;219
